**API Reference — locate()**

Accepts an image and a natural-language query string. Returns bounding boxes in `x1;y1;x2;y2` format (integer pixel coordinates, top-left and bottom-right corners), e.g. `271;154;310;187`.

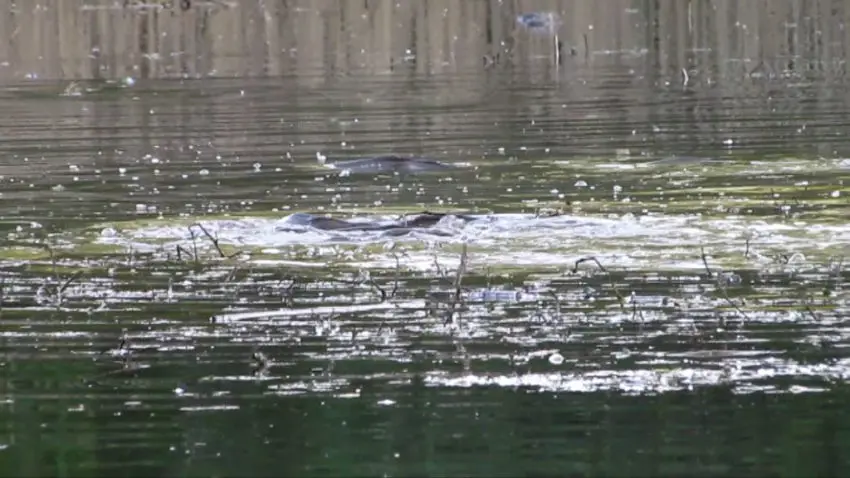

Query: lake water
1;0;850;476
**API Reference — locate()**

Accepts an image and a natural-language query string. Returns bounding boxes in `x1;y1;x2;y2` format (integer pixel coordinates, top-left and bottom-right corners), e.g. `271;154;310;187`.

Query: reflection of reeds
6;0;838;87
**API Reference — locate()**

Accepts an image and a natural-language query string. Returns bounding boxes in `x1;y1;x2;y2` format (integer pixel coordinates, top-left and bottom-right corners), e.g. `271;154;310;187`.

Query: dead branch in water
700;247;714;278
572;256;608;274
188;227;199;265
187;223;245;261
55;270;84;306
275;274;298;307
189;223;225;258
175;245;194;262
390;252;402;299
572;256;627;309
364;276;388;302
433;252;449;281
700;249;749;320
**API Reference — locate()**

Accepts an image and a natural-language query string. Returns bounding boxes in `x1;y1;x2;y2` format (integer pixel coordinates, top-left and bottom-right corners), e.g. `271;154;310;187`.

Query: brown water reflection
3;0;850;82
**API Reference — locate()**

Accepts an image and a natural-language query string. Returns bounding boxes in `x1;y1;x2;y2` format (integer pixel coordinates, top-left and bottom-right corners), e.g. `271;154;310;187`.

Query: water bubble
199;169;210;176
574;180;588;188
548;352;565;365
118;168;127;176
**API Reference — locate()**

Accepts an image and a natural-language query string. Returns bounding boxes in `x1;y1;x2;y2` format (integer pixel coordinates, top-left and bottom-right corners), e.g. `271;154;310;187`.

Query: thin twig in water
390;252;402;299
700;247;714;278
572;256;626;309
702;250;748;320
630;291;645;324
276;275;298;307
548;290;561;318
224;265;240;284
744;238;750;259
572;256;608;273
799;289;821;322
433;252;449;282
190;223;226;258
804;303;820;322
365;278;388;302
56;270;83;304
188;227;199;265
453;243;468;301
718;283;749;320
583;33;589;60
444;243;469;326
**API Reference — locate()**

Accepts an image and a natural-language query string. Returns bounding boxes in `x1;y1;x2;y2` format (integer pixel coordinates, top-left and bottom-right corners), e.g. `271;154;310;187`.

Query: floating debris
516;12;561;34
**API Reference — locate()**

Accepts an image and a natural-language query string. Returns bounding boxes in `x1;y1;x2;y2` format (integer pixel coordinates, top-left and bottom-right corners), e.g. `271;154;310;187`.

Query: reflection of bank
2;0;848;84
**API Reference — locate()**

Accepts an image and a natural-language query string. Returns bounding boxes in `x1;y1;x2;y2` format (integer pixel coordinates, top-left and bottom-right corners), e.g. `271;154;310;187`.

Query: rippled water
3;1;850;476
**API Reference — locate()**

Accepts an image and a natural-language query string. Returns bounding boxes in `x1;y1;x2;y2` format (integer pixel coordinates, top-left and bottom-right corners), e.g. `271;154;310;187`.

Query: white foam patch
424;356;850;394
95;212;850;271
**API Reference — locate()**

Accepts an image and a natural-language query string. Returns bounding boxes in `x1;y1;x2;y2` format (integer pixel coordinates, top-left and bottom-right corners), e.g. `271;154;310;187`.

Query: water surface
1;0;850;476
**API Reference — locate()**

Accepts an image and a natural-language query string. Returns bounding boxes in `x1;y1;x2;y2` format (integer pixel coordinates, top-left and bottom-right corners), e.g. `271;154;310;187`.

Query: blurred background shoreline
2;0;849;84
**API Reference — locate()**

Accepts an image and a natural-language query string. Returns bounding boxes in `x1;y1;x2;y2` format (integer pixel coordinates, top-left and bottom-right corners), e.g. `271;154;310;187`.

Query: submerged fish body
325;155;455;175
281;212;362;231
277;211;478;235
648;155;723;166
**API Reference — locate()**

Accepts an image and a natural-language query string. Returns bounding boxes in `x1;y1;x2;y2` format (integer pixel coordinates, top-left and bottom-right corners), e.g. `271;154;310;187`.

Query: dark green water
2;1;850;477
